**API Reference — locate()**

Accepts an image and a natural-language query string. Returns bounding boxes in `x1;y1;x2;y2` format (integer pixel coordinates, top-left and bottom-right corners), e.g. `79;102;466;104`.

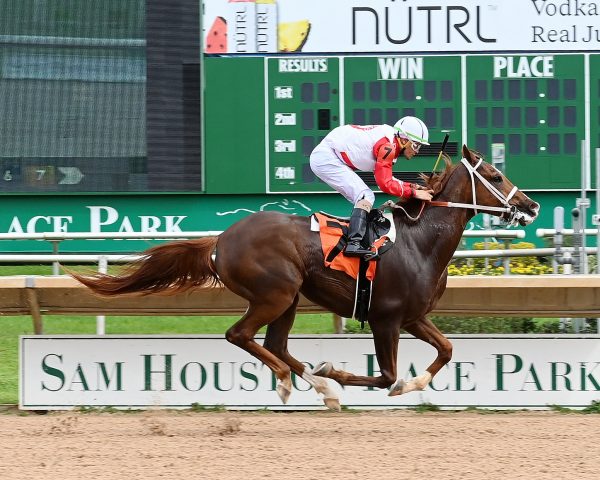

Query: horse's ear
461;144;470;159
462;145;477;165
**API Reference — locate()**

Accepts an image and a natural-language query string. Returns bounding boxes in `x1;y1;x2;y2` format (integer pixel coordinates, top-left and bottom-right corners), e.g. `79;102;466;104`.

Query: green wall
0;191;592;252
204;57;266;194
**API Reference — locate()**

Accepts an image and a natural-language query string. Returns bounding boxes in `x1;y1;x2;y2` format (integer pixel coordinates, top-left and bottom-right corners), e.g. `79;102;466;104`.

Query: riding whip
429;133;450;180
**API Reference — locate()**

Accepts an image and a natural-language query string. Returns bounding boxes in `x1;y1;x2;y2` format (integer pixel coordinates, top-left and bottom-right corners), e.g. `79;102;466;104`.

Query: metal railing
0;229;529;267
0;231;222;274
0;229;538;277
536;227;600;275
0;228;591;335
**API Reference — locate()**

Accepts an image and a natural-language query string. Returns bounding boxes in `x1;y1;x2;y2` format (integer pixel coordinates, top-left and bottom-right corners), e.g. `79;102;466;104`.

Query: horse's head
458;145;539;226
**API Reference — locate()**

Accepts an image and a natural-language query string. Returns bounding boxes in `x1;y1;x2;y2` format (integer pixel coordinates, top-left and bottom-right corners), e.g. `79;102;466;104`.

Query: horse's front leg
313;320;400;390
388;316;453;396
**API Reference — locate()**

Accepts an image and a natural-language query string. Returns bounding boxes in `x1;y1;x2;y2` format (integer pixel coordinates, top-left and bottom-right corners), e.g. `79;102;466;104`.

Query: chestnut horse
71;145;539;410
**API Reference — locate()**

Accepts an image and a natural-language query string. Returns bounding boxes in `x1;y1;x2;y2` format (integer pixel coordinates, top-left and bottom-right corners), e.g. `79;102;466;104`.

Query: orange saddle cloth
312;212;390;281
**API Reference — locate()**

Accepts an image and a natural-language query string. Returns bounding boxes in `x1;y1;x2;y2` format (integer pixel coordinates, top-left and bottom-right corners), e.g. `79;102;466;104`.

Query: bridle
430;157;519;219
387;157;527;226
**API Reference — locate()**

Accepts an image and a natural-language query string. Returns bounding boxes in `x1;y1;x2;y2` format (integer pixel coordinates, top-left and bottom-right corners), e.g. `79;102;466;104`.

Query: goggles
407;140;421;153
394;127;423;153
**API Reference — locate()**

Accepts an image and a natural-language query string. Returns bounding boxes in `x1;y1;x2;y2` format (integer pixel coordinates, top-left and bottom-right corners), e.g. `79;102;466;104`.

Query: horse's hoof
276;381;292;404
312;361;333;376
388;379;407;397
324;397;341;412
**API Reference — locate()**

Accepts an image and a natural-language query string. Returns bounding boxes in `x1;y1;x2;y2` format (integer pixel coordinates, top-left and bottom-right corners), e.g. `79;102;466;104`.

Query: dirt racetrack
1;409;599;480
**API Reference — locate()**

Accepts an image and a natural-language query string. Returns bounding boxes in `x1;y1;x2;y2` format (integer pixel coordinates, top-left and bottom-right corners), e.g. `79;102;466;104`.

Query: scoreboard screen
267;57;340;192
206;53;595;194
466;54;584;189
590;54;600;186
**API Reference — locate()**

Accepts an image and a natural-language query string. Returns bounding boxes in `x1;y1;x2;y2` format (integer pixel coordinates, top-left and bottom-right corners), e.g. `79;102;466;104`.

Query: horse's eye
492;175;503;183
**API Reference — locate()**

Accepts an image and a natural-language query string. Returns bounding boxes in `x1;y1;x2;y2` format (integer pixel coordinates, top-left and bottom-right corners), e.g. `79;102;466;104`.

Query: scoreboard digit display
267;57;340;193
266;55;461;193
466;54;585;190
343;55;461;177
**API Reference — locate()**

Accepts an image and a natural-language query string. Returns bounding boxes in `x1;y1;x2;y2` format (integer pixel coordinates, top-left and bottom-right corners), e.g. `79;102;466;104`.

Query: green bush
429;316;536;334
344;316;565;334
343;241;591;334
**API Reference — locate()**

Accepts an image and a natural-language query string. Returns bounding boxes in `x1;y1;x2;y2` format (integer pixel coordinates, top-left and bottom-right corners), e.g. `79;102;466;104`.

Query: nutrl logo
352;4;496;45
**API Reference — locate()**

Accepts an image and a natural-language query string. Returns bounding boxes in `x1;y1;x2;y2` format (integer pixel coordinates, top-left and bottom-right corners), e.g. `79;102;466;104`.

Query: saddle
311;209;396;328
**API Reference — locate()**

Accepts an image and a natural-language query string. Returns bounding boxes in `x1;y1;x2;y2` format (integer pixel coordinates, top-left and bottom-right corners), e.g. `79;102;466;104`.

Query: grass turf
0;313;335;404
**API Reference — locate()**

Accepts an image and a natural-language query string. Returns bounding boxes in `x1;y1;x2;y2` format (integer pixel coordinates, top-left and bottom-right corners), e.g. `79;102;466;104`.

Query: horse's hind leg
225;299;299;404
388;316;453;396
264;296;340;411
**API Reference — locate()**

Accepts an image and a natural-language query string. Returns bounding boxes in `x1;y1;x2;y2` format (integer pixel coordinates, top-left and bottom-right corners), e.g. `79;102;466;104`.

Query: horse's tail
70;237;221;296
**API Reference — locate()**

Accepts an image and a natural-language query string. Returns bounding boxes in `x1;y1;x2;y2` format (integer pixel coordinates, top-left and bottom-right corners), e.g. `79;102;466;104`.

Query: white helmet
393;116;430;146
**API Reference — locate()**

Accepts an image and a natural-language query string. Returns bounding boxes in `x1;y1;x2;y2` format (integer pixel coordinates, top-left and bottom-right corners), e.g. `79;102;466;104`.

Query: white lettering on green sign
278;59;328;73
377;57;423;80
493;56;554;78
6;207;187;234
87;206;187;233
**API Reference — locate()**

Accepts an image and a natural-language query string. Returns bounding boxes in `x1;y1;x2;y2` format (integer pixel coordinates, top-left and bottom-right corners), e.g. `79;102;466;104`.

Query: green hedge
345;317;566;334
344;241;591;334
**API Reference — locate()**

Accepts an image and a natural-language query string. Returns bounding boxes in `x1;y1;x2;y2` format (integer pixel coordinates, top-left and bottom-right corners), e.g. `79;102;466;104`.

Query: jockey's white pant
309;144;375;207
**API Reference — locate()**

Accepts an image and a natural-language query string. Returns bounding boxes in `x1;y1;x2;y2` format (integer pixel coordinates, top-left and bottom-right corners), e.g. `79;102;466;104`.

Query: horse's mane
420;152;455;195
421;148;486;195
389;149;485;223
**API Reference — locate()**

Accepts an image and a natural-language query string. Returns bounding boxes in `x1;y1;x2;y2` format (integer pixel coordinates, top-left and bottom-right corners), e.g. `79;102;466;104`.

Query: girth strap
324;221;348;263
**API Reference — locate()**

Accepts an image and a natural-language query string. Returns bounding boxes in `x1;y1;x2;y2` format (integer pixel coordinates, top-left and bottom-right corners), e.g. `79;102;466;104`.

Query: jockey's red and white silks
310;124;413;206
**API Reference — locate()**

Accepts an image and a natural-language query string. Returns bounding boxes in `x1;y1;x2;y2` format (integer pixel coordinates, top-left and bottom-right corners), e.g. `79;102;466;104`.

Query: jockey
309;116;435;258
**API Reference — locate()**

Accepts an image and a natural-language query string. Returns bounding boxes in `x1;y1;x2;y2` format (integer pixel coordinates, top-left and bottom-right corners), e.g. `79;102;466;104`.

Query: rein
386;157;523;224
382;200;426;222
429;200;510;213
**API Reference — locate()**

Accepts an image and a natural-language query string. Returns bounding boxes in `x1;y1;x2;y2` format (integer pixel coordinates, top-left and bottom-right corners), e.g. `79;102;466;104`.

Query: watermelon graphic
205;17;227;53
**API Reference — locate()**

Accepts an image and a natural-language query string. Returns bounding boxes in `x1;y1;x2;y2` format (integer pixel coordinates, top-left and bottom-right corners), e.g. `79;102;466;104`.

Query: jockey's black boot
344;208;372;258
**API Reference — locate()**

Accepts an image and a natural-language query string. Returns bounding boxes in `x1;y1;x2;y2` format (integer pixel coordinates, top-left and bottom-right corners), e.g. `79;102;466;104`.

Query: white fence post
96;256;108;335
50;240;61;275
